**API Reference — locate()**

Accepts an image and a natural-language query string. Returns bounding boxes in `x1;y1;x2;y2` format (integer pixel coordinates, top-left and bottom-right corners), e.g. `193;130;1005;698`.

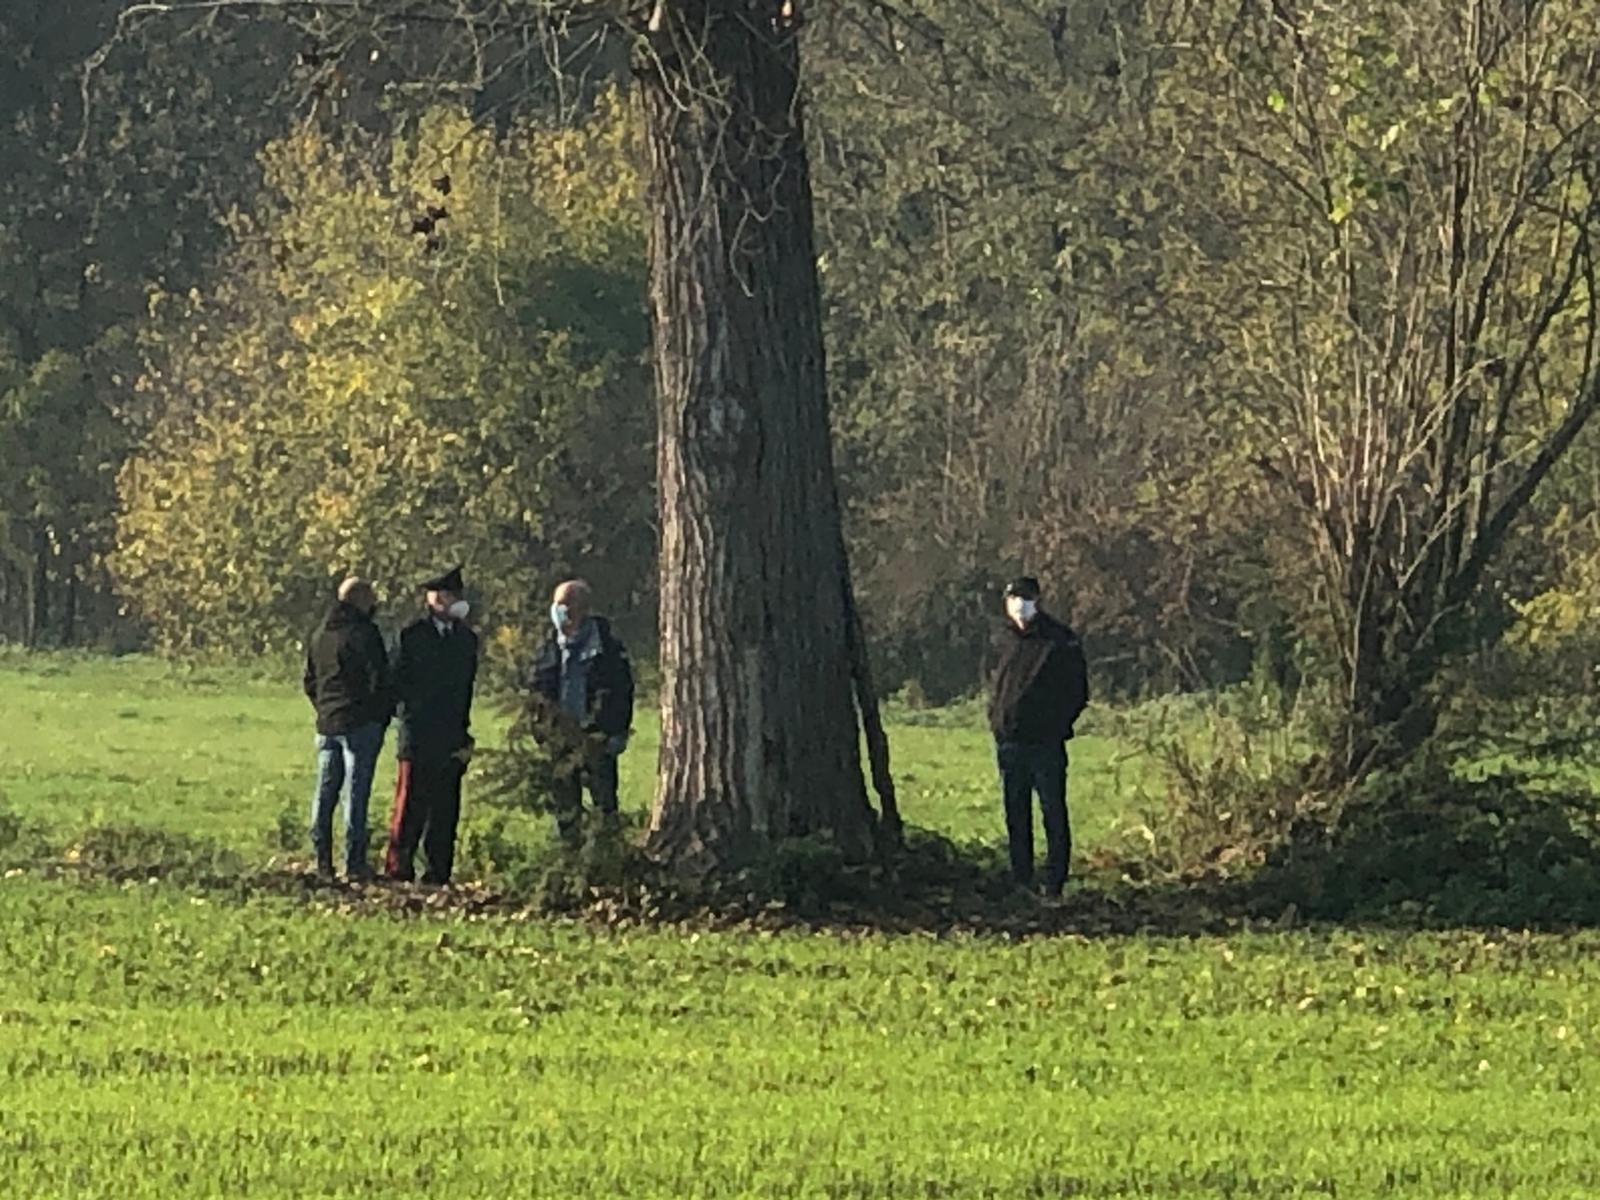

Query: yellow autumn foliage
114;96;652;657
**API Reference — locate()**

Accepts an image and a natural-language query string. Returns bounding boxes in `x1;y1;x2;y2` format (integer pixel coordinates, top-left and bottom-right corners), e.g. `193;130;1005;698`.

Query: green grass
3;879;1598;1197
3;651;1598;1197
0;650;1144;862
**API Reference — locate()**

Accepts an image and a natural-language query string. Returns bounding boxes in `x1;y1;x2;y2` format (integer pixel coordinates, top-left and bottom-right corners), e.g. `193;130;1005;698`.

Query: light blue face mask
551;602;570;633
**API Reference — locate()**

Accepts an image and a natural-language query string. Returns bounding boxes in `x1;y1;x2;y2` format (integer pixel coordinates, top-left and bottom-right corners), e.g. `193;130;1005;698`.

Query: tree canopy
115;97;651;659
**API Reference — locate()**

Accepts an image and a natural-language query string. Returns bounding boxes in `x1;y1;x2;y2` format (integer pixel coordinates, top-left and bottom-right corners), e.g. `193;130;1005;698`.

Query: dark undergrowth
5;789;1597;937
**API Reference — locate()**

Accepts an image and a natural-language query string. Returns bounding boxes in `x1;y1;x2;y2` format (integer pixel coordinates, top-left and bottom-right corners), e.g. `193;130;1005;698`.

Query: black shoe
346;865;376;885
314;853;336;882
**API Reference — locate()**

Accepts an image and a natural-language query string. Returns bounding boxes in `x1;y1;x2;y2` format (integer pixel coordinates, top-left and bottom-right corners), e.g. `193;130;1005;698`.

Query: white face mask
1008;597;1038;624
446;599;471;622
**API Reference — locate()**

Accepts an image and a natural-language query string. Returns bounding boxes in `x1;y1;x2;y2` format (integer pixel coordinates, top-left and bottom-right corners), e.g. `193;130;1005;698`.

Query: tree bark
28;524;50;648
63;565;78;648
640;0;879;872
844;567;901;845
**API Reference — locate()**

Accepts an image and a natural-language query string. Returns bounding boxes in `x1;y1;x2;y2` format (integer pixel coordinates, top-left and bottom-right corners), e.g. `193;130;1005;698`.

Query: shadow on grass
5;799;1596;936
1245;764;1600;932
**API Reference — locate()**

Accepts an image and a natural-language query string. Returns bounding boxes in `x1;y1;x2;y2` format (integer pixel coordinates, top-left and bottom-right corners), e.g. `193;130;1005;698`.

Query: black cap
419;564;465;592
1004;576;1041;601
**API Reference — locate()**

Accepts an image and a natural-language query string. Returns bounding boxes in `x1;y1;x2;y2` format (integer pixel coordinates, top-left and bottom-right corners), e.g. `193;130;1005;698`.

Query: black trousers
386;758;465;883
997;741;1071;894
553;753;620;843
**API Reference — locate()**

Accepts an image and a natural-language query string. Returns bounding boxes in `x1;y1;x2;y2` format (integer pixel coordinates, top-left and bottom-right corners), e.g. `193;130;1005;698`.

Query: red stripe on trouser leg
385;760;413;877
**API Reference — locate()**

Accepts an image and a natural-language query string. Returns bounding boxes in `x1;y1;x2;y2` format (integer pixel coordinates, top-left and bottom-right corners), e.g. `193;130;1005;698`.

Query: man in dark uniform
987;576;1089;898
385;564;479;885
303;576;393;882
526;578;635;845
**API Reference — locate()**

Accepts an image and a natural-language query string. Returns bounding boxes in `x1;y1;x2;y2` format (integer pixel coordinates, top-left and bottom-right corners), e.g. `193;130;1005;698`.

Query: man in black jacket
303;576;393;881
987;576;1089;898
385;564;479;885
527;579;635;845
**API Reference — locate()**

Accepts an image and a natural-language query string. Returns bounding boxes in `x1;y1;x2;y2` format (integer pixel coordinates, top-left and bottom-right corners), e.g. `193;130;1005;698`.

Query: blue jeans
310;723;385;873
997;742;1071;893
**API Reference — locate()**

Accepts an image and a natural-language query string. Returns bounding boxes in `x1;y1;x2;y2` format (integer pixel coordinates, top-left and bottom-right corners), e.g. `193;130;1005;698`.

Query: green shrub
1105;682;1322;880
1266;760;1600;926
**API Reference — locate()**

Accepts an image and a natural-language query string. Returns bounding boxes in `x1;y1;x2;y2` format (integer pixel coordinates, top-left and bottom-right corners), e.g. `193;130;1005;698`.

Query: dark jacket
303;601;394;735
394;615;479;763
987;612;1089;746
527;616;635;740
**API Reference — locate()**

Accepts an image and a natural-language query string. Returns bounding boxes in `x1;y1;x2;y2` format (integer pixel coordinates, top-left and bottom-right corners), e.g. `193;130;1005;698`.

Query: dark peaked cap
419;565;465;592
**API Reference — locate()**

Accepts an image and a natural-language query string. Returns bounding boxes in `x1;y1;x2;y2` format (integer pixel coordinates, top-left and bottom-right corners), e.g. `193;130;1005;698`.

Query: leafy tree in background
809;0;1252;703
115;98;652;661
0;1;300;644
1157;0;1600;780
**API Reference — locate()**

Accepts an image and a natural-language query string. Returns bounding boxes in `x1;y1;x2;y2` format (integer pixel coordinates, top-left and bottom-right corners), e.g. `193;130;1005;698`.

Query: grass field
0;650;1145;861
2;652;1599;1197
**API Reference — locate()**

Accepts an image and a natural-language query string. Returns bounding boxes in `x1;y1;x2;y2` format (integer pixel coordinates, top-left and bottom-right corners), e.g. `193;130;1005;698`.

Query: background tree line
7;0;1600;748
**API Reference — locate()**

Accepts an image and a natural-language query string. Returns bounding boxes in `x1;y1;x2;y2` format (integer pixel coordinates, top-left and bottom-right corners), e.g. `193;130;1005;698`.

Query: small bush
1265;758;1600;925
1106;683;1323;880
1110;677;1600;925
458;809;651;905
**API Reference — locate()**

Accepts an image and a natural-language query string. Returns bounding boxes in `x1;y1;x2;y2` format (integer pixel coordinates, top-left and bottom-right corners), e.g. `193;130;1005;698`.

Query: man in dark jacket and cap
987;576;1089;898
385;564;479;885
303;576;393;881
527;579;635;845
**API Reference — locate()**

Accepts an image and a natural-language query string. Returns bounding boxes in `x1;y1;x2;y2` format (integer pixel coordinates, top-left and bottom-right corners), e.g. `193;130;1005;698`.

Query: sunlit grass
4;652;1598;1197
2;879;1597;1197
0;651;1143;864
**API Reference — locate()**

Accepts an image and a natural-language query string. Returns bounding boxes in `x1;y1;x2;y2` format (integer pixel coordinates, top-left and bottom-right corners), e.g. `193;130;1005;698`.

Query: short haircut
554;578;592;606
338;576;376;610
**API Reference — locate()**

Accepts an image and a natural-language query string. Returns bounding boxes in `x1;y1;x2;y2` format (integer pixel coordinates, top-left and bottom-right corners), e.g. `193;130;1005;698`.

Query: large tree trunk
640;0;878;872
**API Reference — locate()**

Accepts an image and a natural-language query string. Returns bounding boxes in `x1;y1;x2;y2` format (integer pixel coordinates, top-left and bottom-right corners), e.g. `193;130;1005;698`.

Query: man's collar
558;617;597;650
